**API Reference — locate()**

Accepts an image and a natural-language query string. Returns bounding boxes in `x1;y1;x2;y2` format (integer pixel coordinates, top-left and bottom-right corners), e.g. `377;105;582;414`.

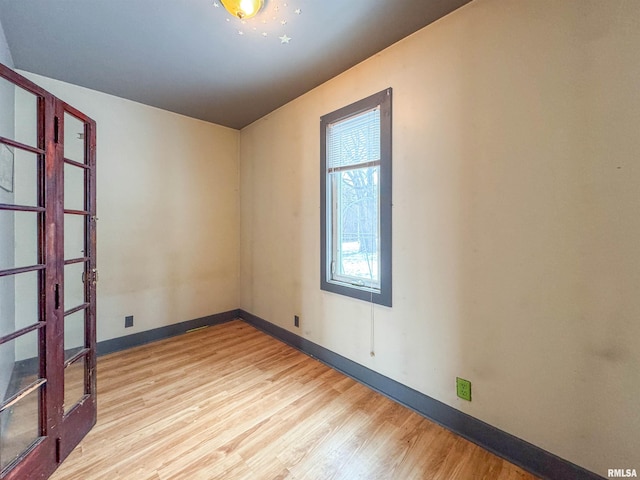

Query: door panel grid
0;63;96;480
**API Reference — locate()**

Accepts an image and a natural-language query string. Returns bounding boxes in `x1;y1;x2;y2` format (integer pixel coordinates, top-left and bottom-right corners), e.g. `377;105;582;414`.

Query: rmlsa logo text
609;469;638;478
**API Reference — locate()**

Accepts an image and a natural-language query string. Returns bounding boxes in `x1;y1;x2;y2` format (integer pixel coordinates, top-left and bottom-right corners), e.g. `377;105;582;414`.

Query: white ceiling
0;0;471;129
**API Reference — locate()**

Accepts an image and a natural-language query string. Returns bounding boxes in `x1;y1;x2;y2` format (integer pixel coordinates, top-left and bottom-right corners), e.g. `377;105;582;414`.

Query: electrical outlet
294;315;300;328
456;377;472;401
125;315;134;328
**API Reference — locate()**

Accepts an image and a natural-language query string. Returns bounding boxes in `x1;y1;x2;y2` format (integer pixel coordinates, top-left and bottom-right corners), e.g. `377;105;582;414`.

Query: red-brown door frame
0;62;97;480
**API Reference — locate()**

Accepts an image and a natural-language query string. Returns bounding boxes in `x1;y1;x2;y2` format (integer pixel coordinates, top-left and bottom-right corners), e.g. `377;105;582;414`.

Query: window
321;88;392;307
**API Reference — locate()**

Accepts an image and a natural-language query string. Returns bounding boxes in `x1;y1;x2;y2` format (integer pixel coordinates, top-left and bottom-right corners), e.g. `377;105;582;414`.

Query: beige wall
7;0;639;474
239;0;640;476
20;71;241;343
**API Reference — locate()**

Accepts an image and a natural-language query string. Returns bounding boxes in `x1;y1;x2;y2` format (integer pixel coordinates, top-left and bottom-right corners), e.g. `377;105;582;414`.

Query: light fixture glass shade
220;0;264;19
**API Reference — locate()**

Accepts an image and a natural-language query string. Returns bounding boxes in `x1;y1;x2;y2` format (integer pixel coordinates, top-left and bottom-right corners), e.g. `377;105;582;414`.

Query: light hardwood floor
50;320;538;480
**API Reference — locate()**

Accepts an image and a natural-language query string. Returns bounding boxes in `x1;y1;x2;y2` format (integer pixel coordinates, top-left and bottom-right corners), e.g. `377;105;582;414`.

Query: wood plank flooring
50;320;538;480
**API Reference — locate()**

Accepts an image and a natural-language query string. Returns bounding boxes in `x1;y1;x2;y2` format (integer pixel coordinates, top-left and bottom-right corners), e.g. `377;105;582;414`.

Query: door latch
82;269;99;285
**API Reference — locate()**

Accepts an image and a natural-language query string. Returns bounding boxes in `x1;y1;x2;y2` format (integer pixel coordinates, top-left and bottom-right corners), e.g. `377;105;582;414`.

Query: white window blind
320;88;392;307
326;106;380;171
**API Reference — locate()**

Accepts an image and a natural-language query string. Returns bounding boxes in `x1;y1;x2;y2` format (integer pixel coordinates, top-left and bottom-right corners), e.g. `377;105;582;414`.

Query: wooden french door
0;64;97;479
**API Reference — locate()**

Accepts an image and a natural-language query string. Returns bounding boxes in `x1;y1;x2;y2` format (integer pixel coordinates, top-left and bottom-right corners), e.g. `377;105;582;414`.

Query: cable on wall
370;290;375;357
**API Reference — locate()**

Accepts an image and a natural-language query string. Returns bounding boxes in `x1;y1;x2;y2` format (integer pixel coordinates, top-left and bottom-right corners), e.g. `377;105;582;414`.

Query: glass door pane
0;68;46;474
0;211;40;271
63;263;85;312
0;327;42;470
0;76;38;149
63;113;86;164
0;271;42;466
0;148;39;208
64;164;85;212
62;110;91;416
64;215;86;260
5;271;40;331
63;310;85;364
0;331;42;471
63;357;86;414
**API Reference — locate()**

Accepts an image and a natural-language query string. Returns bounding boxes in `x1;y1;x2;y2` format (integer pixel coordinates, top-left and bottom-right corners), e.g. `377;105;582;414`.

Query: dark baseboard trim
3;356;40;434
238;309;604;480
97;309;240;356
6;358;36;400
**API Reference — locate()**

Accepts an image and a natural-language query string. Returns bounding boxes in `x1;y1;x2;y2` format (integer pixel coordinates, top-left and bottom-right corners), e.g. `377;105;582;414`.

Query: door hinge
54;284;60;309
56;437;62;463
54;116;60;144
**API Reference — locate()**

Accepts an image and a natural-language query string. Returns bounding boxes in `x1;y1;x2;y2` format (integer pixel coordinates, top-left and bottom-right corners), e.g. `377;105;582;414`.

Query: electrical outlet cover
456;377;472;401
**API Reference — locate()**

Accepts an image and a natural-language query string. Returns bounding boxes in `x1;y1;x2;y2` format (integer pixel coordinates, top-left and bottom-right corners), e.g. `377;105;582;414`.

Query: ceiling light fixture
220;0;264;19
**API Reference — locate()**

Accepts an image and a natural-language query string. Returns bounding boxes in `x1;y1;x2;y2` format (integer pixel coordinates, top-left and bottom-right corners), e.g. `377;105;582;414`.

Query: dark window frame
320;88;392;307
